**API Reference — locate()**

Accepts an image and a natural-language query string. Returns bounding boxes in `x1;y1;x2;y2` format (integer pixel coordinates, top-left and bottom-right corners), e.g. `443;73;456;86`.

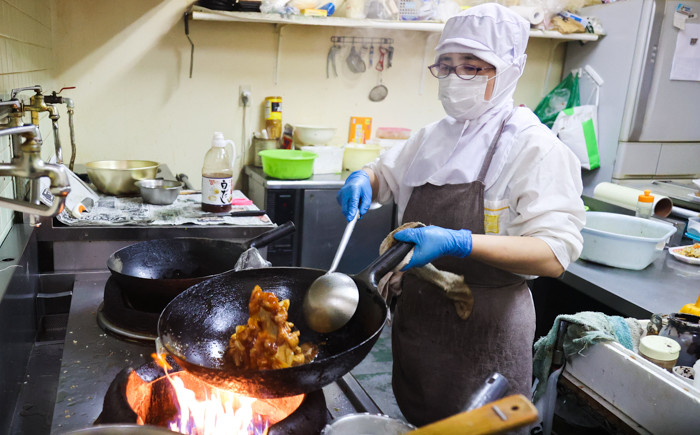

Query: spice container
635;189;654;218
639;335;681;371
264;96;283;139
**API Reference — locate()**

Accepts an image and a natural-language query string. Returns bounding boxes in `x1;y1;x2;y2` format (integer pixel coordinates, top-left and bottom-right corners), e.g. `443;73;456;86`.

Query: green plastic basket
258;149;318;180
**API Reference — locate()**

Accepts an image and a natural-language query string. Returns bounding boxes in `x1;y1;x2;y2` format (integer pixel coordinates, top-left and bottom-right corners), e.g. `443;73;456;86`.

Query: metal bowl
63;424;175;434
321;413;416;434
86;160;160;196
135;179;183;205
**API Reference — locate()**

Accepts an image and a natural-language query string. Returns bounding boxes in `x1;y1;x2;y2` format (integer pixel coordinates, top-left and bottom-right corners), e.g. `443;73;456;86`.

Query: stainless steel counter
562;252;700;319
244;166;351;189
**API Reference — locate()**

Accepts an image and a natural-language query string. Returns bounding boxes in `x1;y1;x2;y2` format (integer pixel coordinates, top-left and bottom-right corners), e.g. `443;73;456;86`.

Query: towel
378;222;474;320
532;311;645;403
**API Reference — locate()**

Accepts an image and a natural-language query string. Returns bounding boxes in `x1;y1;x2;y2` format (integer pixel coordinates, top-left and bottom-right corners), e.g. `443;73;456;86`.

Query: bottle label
265;99;282;120
202;176;233;206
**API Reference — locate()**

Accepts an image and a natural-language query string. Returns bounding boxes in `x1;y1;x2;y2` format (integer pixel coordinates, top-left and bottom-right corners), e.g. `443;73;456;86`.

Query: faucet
44;88;77;171
0;125;70;223
11;86;64;165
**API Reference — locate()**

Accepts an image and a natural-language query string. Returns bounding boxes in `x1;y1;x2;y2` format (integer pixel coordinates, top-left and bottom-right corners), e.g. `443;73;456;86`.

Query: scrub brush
680;293;700;317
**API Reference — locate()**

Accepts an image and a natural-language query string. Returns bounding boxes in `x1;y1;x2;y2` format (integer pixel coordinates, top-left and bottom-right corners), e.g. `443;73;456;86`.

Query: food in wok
226;285;318;370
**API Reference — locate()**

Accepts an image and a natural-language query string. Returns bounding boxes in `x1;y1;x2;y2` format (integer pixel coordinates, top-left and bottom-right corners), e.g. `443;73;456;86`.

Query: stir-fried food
226;285;318;370
677;243;700;258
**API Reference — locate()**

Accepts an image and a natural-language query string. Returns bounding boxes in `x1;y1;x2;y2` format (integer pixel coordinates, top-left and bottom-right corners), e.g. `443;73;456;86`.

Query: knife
202;210;267;217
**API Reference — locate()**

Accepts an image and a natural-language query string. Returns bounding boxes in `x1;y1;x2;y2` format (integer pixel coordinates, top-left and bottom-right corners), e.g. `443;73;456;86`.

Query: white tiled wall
0;0;55;241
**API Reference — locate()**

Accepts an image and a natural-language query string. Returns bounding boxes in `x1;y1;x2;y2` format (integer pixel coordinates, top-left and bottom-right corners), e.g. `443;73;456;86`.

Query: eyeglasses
427;63;496;80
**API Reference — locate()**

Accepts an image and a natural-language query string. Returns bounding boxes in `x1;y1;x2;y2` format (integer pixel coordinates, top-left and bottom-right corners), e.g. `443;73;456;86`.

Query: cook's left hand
394;225;472;270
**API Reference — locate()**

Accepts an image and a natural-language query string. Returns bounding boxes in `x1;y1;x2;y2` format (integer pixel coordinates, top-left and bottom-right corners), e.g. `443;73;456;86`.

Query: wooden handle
407;394;539;435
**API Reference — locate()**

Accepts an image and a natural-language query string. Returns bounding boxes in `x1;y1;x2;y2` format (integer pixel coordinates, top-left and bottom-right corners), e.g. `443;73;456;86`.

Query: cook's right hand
337;170;372;222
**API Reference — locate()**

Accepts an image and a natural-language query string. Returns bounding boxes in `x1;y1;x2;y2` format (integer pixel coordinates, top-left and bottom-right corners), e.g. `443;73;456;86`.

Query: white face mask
438;74;491;121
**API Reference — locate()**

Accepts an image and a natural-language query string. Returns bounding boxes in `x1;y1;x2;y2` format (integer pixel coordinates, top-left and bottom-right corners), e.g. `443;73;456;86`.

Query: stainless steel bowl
86;160;160;196
135;179;183;205
321;413;416;435
63;424;175;434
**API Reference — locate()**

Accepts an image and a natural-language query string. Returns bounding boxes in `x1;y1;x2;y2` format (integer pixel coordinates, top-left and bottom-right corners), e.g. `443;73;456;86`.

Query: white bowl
294;125;336;145
580;212;677;270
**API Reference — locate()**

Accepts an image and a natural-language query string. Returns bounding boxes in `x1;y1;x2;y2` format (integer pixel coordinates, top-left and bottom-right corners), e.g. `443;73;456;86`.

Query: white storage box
565;339;700;434
300;145;343;174
343;144;381;172
580;212;676;270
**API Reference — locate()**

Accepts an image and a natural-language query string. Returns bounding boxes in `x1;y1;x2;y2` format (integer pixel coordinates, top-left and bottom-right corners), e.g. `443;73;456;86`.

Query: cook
337;3;585;429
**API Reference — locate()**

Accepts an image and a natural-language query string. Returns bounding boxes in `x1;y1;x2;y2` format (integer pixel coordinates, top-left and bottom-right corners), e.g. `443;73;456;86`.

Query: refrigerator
564;0;700;198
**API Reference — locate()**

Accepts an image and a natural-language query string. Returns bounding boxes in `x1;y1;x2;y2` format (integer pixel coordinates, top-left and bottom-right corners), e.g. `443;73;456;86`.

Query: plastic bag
234;247;272;271
551;105;600;170
533;71;580;128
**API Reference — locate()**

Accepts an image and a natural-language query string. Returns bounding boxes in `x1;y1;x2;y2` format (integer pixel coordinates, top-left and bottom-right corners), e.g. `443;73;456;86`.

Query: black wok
157;241;413;398
107;221;295;311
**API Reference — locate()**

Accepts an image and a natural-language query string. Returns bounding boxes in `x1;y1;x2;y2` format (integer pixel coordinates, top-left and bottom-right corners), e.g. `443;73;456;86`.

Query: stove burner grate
96;277;160;342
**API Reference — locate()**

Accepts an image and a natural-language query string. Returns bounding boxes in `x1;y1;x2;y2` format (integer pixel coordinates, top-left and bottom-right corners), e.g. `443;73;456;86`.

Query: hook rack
330;36;394;45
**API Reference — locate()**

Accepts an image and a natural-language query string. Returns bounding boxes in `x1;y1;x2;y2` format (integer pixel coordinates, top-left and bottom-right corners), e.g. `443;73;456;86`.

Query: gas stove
50;273;386;434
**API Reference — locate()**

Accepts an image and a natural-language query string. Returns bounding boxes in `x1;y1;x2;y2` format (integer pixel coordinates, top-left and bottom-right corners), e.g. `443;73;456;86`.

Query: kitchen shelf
190;6;600;41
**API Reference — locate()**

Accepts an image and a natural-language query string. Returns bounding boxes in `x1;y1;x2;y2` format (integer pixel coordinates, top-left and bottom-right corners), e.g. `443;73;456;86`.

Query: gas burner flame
151;353;270;435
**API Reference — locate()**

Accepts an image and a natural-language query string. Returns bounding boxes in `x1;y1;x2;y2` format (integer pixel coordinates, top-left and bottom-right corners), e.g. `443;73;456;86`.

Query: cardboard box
348;116;372;144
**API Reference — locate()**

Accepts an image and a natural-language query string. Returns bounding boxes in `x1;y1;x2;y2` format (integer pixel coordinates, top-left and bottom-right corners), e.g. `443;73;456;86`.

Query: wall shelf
189;6;600;42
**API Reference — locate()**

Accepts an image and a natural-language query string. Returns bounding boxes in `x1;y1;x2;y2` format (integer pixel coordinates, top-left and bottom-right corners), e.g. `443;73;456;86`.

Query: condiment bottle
201;132;234;213
264;96;282;139
635;189;654;219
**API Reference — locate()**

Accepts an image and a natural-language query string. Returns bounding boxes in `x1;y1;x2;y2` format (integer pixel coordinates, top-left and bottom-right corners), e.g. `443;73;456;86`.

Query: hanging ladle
346;44;366;73
304;215;360;333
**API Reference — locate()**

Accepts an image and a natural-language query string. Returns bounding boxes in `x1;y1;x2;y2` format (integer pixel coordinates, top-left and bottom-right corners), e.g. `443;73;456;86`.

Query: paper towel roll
509;6;544;25
593;182;673;217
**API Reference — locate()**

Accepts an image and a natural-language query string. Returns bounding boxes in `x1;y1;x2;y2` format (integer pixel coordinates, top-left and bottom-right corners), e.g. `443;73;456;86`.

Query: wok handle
247;221;296;249
359;241;413;289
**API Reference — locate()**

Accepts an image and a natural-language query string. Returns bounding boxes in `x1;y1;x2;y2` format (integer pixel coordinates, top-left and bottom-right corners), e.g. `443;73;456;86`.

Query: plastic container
300;145;343;174
343;144;381;172
294;125;337;146
201;132;234;212
635;189;654;218
375;127;411;140
259;149;317;179
579;211;677;270
639;335;681;371
253;138;278;167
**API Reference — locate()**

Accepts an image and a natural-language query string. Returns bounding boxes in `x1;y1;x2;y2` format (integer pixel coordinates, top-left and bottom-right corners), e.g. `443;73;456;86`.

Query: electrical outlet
239;85;251;107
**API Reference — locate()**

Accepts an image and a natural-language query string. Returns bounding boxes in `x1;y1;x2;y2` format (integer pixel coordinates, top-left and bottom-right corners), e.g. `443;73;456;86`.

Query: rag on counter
532;311;645;403
377;222;474;320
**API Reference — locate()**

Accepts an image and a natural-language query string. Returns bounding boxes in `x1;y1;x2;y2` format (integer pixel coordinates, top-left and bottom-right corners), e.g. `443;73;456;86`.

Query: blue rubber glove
337;170;372;222
393;225;472;270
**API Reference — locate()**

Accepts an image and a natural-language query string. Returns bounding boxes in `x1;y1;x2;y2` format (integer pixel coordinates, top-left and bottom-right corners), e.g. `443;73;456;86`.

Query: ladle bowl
304;215;359;333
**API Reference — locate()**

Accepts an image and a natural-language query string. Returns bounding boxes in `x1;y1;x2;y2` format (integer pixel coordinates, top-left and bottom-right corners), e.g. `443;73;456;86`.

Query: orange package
348;116;372;144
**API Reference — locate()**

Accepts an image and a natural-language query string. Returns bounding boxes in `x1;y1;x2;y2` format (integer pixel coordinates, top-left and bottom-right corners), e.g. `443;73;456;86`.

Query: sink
564;337;700;434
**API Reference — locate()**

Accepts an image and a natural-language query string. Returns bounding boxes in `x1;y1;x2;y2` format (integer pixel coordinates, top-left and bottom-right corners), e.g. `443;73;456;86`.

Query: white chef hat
435;3;530;104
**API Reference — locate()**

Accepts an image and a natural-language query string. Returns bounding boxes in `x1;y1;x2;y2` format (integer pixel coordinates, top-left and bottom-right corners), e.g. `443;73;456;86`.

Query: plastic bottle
201;132;234;213
264;96;282;139
635;189;654;219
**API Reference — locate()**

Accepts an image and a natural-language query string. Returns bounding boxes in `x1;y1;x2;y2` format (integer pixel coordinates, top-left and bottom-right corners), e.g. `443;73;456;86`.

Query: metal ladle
304;215;360;333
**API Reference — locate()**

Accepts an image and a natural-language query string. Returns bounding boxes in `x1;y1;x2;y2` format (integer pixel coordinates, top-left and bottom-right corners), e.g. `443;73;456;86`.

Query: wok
107;221;295;311
157;241;413;398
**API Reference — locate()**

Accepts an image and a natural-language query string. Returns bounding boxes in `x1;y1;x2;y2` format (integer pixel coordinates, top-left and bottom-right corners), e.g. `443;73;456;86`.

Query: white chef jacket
365;106;585;272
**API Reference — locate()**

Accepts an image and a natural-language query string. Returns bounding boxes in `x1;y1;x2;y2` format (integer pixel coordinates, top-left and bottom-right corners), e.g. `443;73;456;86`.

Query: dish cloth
532;311;645;402
377;222;474;320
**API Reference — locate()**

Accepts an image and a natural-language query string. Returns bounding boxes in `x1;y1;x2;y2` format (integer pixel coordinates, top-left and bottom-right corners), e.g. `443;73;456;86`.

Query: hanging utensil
304;215;360;333
369;47;389;102
346;44;366;73
369;44;374;67
387;45;394;68
327;43;340;78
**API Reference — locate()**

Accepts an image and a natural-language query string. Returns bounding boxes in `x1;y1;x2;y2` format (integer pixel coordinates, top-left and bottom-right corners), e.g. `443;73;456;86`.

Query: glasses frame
427;62;496;80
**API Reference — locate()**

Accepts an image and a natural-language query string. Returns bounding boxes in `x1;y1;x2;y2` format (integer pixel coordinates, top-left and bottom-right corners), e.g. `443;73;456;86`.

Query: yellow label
484;213;499;234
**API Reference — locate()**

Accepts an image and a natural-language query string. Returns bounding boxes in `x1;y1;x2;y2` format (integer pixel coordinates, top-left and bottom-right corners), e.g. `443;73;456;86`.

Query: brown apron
392;116;536;427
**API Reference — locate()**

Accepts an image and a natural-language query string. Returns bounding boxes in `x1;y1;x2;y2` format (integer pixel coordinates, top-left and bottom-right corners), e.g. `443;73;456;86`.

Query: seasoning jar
264;96;283;139
639;335;681;371
635;189;654;219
